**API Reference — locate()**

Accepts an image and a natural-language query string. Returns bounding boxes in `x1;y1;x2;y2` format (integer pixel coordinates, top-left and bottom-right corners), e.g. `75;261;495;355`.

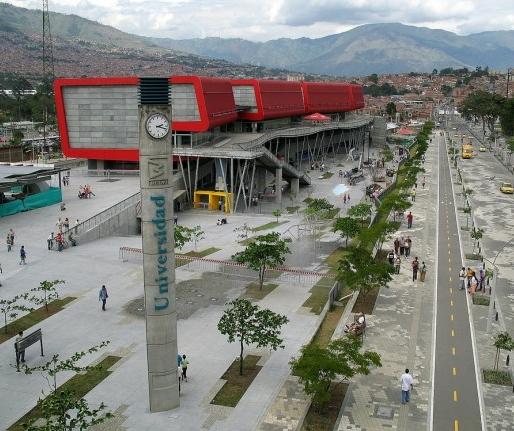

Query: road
431;131;483;430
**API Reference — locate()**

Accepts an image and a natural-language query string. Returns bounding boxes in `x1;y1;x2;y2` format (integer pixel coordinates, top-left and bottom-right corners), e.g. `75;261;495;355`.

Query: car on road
479;146;487;152
500;182;514;194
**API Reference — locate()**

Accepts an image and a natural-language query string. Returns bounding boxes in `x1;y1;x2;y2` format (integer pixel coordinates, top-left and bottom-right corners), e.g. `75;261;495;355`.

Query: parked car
500;182;513;194
479;146;487;152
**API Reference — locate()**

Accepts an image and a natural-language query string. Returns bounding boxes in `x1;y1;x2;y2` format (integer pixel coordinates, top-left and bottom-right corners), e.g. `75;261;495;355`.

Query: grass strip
483;369;512;386
252;221;288;232
240;283;278;301
320;172;334;179
8;355;121;431
301;382;348;431
472;295;490;306
211;355;262;407
310;302;347;347
176;247;221;267
0;297;76;344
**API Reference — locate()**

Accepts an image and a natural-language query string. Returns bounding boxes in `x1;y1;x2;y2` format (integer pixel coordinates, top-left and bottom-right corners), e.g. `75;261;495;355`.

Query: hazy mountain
152;23;514;76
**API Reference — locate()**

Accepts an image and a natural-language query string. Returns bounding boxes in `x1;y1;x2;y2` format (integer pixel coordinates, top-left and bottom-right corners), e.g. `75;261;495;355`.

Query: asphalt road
432;132;483;431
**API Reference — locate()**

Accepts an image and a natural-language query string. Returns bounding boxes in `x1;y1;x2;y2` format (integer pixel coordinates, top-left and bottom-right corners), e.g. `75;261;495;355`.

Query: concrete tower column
139;101;179;412
275;167;282;204
290;177;299;197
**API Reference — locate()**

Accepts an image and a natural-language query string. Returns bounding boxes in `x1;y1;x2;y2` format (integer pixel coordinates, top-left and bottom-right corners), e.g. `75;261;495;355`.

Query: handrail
64;192;141;236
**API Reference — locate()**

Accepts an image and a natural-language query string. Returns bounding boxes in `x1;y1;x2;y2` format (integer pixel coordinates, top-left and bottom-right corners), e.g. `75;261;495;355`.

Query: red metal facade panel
301;82;353;113
232;79;306;120
54;77;140;161
170;76;237;132
350;84;365;109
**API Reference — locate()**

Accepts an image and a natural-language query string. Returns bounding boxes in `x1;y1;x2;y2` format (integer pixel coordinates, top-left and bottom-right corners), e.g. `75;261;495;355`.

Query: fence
119;246;336;286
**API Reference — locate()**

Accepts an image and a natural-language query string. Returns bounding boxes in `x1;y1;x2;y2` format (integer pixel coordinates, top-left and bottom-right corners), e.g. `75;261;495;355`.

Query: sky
5;0;514;41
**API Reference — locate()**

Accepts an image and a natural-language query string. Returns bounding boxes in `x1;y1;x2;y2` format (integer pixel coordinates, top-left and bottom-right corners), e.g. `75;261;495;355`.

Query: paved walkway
336;136;438;430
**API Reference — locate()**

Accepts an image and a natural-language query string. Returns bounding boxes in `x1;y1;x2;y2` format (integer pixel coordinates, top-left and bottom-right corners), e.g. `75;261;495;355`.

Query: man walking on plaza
459;267;466;290
406;212;413;229
394;255;401;274
99;285;108;311
19;246;26;265
16;331;25;363
181;354;189;382
400;369;414;404
405;236;412;257
412;257;419;281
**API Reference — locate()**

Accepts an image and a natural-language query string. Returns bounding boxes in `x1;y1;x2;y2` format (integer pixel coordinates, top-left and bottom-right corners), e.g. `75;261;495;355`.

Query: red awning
303;112;331;121
398;127;416;135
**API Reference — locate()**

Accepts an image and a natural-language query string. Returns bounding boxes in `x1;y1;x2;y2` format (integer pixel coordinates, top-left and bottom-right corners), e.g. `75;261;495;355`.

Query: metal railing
66;192;141;236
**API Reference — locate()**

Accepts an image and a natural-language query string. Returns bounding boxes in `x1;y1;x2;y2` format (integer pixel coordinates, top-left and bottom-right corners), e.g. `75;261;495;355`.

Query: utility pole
42;0;55;160
507;68;512;99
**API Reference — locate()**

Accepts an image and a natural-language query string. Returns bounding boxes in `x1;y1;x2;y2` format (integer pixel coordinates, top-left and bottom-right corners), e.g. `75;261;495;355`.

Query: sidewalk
336;136;438;430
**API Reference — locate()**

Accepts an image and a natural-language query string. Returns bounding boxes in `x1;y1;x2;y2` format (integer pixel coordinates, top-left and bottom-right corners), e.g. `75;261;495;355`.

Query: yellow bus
461;144;474;159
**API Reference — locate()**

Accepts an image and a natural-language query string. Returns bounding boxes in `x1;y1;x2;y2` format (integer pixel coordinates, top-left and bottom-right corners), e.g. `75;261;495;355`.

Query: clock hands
156;124;167;130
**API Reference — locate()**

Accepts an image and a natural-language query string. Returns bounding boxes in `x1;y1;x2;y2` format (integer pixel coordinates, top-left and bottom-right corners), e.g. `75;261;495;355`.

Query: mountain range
1;2;514;79
153;24;514;76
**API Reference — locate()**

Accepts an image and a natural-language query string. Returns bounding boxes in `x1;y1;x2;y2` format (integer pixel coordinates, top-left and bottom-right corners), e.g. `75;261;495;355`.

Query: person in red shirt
406;212;413;229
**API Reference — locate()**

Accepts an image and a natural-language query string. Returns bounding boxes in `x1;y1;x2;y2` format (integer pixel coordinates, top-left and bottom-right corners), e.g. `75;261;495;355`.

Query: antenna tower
42;0;55;159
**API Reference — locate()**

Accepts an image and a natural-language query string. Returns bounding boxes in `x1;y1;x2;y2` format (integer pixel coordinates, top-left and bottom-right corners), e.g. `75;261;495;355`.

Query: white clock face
145;113;170;139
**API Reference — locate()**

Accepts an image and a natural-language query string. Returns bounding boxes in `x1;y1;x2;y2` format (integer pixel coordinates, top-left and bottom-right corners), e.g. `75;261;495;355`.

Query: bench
15;328;44;371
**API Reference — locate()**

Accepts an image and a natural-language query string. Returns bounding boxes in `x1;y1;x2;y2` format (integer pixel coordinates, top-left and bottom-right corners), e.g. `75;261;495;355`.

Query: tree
360;221;398;252
506;138;514;165
23;341;110;392
500;98;514;136
0;293;32;334
217;299;288;375
368;73;379;84
390;196;411;221
29;280;64;313
493;332;514;371
460;91;504;135
463;206;472;229
290;336;381;409
337;246;394;294
232;232;290;290
272;209;282;223
23;390;112;431
380;146;394;163
189;225;205;250
347;203;373;227
333;217;360;247
470;227;483;253
233;223;252;240
385;102;396;119
174;225;193;250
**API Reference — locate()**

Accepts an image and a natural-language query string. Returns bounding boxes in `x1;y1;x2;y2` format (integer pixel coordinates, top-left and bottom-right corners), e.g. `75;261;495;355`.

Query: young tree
233;223;252;240
272;209;282;223
506;138;514;165
174;225;193;250
23;341;110;392
23;390;112;431
304;198;335;222
29;280;65;313
463;206;471;229
347;203;373;227
360;221;398;252
493;332;514;371
385;102;396;119
0;293;32;334
232;232;290;290
470;227;483;253
217;299;288;375
337;246;394;294
290;336;381;409
333;217;360;247
189;225;205;250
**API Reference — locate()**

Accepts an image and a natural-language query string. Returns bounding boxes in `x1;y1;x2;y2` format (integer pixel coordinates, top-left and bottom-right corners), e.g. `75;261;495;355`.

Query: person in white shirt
400;368;414;404
459;267;466;290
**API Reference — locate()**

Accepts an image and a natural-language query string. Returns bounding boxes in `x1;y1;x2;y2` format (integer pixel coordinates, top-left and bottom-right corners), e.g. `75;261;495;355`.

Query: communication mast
41;0;55;159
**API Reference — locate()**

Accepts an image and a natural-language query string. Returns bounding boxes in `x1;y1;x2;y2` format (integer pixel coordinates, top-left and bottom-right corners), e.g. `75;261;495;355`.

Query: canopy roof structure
303;112;331;121
397;127;416;136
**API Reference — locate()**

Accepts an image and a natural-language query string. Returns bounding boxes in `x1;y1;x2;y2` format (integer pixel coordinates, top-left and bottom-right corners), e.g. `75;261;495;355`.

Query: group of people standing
458;266;486;295
78;185;95;199
388;236;427;282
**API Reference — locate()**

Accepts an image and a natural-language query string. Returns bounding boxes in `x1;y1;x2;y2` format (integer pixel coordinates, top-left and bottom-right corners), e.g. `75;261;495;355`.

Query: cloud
3;0;514;41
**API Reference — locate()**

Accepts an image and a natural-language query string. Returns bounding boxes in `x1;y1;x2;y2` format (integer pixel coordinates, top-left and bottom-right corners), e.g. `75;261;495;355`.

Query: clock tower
138;77;179;411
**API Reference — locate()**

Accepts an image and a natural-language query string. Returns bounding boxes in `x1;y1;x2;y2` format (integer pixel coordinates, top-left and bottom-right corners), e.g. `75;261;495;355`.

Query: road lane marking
450;287;453;294
455;419;459;431
452;347;456;355
453;367;457;376
451;300;454;307
449;276;452;282
450;314;454;321
452;329;455;336
453;390;458;402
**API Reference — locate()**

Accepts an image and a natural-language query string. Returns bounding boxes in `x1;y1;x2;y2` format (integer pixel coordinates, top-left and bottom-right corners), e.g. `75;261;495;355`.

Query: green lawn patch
301;382;348;431
302;278;334;315
252;221;287;232
8;355;121;431
483;369;512;386
286;206;300;214
303;197;313;204
184;247;221;258
211;355;262;407
472;295;490;306
238;237;255;246
325;248;349;273
320;172;334;179
310;302;347;348
240;283;278;301
465;253;482;261
0;297;76;344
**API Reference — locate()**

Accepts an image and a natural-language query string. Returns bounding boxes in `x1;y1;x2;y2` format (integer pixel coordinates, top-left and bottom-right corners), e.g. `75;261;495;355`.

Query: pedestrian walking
181;354;189;382
420;261;427;282
469;272;478;295
459;267;466;290
19;246;26;265
9;228;15;246
478;269;485;292
399;236;405;256
387;250;395;265
406;212;413;229
400;369;414;404
405;236;412;257
177;353;183;367
6;233;12;252
15;331;25;363
395;256;401;274
394;238;400;255
422;176;426;189
343;194;347;204
466;267;473;289
411;188;416;202
412;257;419;281
347;193;350;202
47;233;54;250
99;285;108;311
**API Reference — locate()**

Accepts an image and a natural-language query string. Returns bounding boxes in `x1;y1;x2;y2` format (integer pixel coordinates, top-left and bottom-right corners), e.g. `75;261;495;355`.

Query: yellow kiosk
193;190;233;213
